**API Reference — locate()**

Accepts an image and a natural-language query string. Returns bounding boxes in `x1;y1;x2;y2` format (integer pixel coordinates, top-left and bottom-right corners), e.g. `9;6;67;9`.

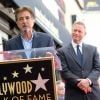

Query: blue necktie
77;45;82;65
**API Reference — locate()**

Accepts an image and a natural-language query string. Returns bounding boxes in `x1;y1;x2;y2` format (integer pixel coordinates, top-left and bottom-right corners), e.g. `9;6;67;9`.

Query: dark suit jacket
57;43;100;100
4;32;55;58
4;32;54;50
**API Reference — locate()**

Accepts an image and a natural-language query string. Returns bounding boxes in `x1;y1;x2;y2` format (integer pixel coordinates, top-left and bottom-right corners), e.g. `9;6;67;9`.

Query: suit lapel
32;32;39;48
31;32;39;58
16;35;27;58
16;35;24;49
82;44;88;67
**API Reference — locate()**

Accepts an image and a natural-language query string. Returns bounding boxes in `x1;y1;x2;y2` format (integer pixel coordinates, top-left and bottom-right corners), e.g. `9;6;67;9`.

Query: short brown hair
15;6;35;21
73;21;86;29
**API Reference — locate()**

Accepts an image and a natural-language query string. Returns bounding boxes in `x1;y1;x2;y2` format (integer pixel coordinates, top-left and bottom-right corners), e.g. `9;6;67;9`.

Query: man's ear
85;31;87;35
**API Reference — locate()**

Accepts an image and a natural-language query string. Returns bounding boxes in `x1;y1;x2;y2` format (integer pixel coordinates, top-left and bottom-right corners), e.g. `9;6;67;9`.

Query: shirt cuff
87;78;92;85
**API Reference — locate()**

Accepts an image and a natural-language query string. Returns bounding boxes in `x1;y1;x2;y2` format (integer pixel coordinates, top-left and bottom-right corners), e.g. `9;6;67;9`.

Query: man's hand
77;79;92;94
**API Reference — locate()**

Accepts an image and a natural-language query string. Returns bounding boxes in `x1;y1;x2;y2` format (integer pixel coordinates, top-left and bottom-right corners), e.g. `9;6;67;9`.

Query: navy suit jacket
4;32;54;50
4;32;55;58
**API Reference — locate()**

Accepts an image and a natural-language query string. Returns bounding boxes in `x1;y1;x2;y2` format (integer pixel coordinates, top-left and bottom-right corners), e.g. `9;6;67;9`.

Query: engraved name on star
23;64;32;74
31;73;49;92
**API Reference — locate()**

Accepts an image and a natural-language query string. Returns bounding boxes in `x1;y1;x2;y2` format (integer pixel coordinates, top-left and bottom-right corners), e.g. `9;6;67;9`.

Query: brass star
23;64;32;73
12;71;19;78
3;77;7;80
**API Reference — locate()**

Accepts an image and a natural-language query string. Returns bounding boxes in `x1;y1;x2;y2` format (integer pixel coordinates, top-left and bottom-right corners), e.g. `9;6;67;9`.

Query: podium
0;47;58;100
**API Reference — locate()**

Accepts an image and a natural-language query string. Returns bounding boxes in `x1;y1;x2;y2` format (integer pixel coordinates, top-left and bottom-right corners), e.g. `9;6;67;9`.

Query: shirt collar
72;40;83;48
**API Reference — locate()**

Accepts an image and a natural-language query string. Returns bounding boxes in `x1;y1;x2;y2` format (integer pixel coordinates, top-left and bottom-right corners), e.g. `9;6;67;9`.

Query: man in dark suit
57;21;100;100
4;6;55;58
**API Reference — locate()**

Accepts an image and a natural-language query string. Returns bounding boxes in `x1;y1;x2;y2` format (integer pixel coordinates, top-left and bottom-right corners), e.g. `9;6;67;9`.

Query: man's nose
75;31;79;34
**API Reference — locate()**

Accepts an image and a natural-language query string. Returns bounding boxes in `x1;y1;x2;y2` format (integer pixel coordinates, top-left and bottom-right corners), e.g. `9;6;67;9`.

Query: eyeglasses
17;16;32;21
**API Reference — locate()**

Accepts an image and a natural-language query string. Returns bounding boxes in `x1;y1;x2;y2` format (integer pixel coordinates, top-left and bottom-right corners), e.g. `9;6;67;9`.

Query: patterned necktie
77;45;82;65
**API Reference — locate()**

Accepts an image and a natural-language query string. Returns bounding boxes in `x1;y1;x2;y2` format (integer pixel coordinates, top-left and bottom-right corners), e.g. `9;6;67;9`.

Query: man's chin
22;29;30;33
73;39;80;43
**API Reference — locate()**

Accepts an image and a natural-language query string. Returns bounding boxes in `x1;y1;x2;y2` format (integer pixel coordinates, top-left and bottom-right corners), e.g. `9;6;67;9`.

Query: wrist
86;78;92;85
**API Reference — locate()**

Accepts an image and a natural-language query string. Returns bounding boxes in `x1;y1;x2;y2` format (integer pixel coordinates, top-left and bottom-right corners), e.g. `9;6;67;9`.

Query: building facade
0;0;71;51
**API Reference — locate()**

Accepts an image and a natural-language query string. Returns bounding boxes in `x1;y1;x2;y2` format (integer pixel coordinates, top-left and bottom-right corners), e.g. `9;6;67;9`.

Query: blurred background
0;0;100;51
